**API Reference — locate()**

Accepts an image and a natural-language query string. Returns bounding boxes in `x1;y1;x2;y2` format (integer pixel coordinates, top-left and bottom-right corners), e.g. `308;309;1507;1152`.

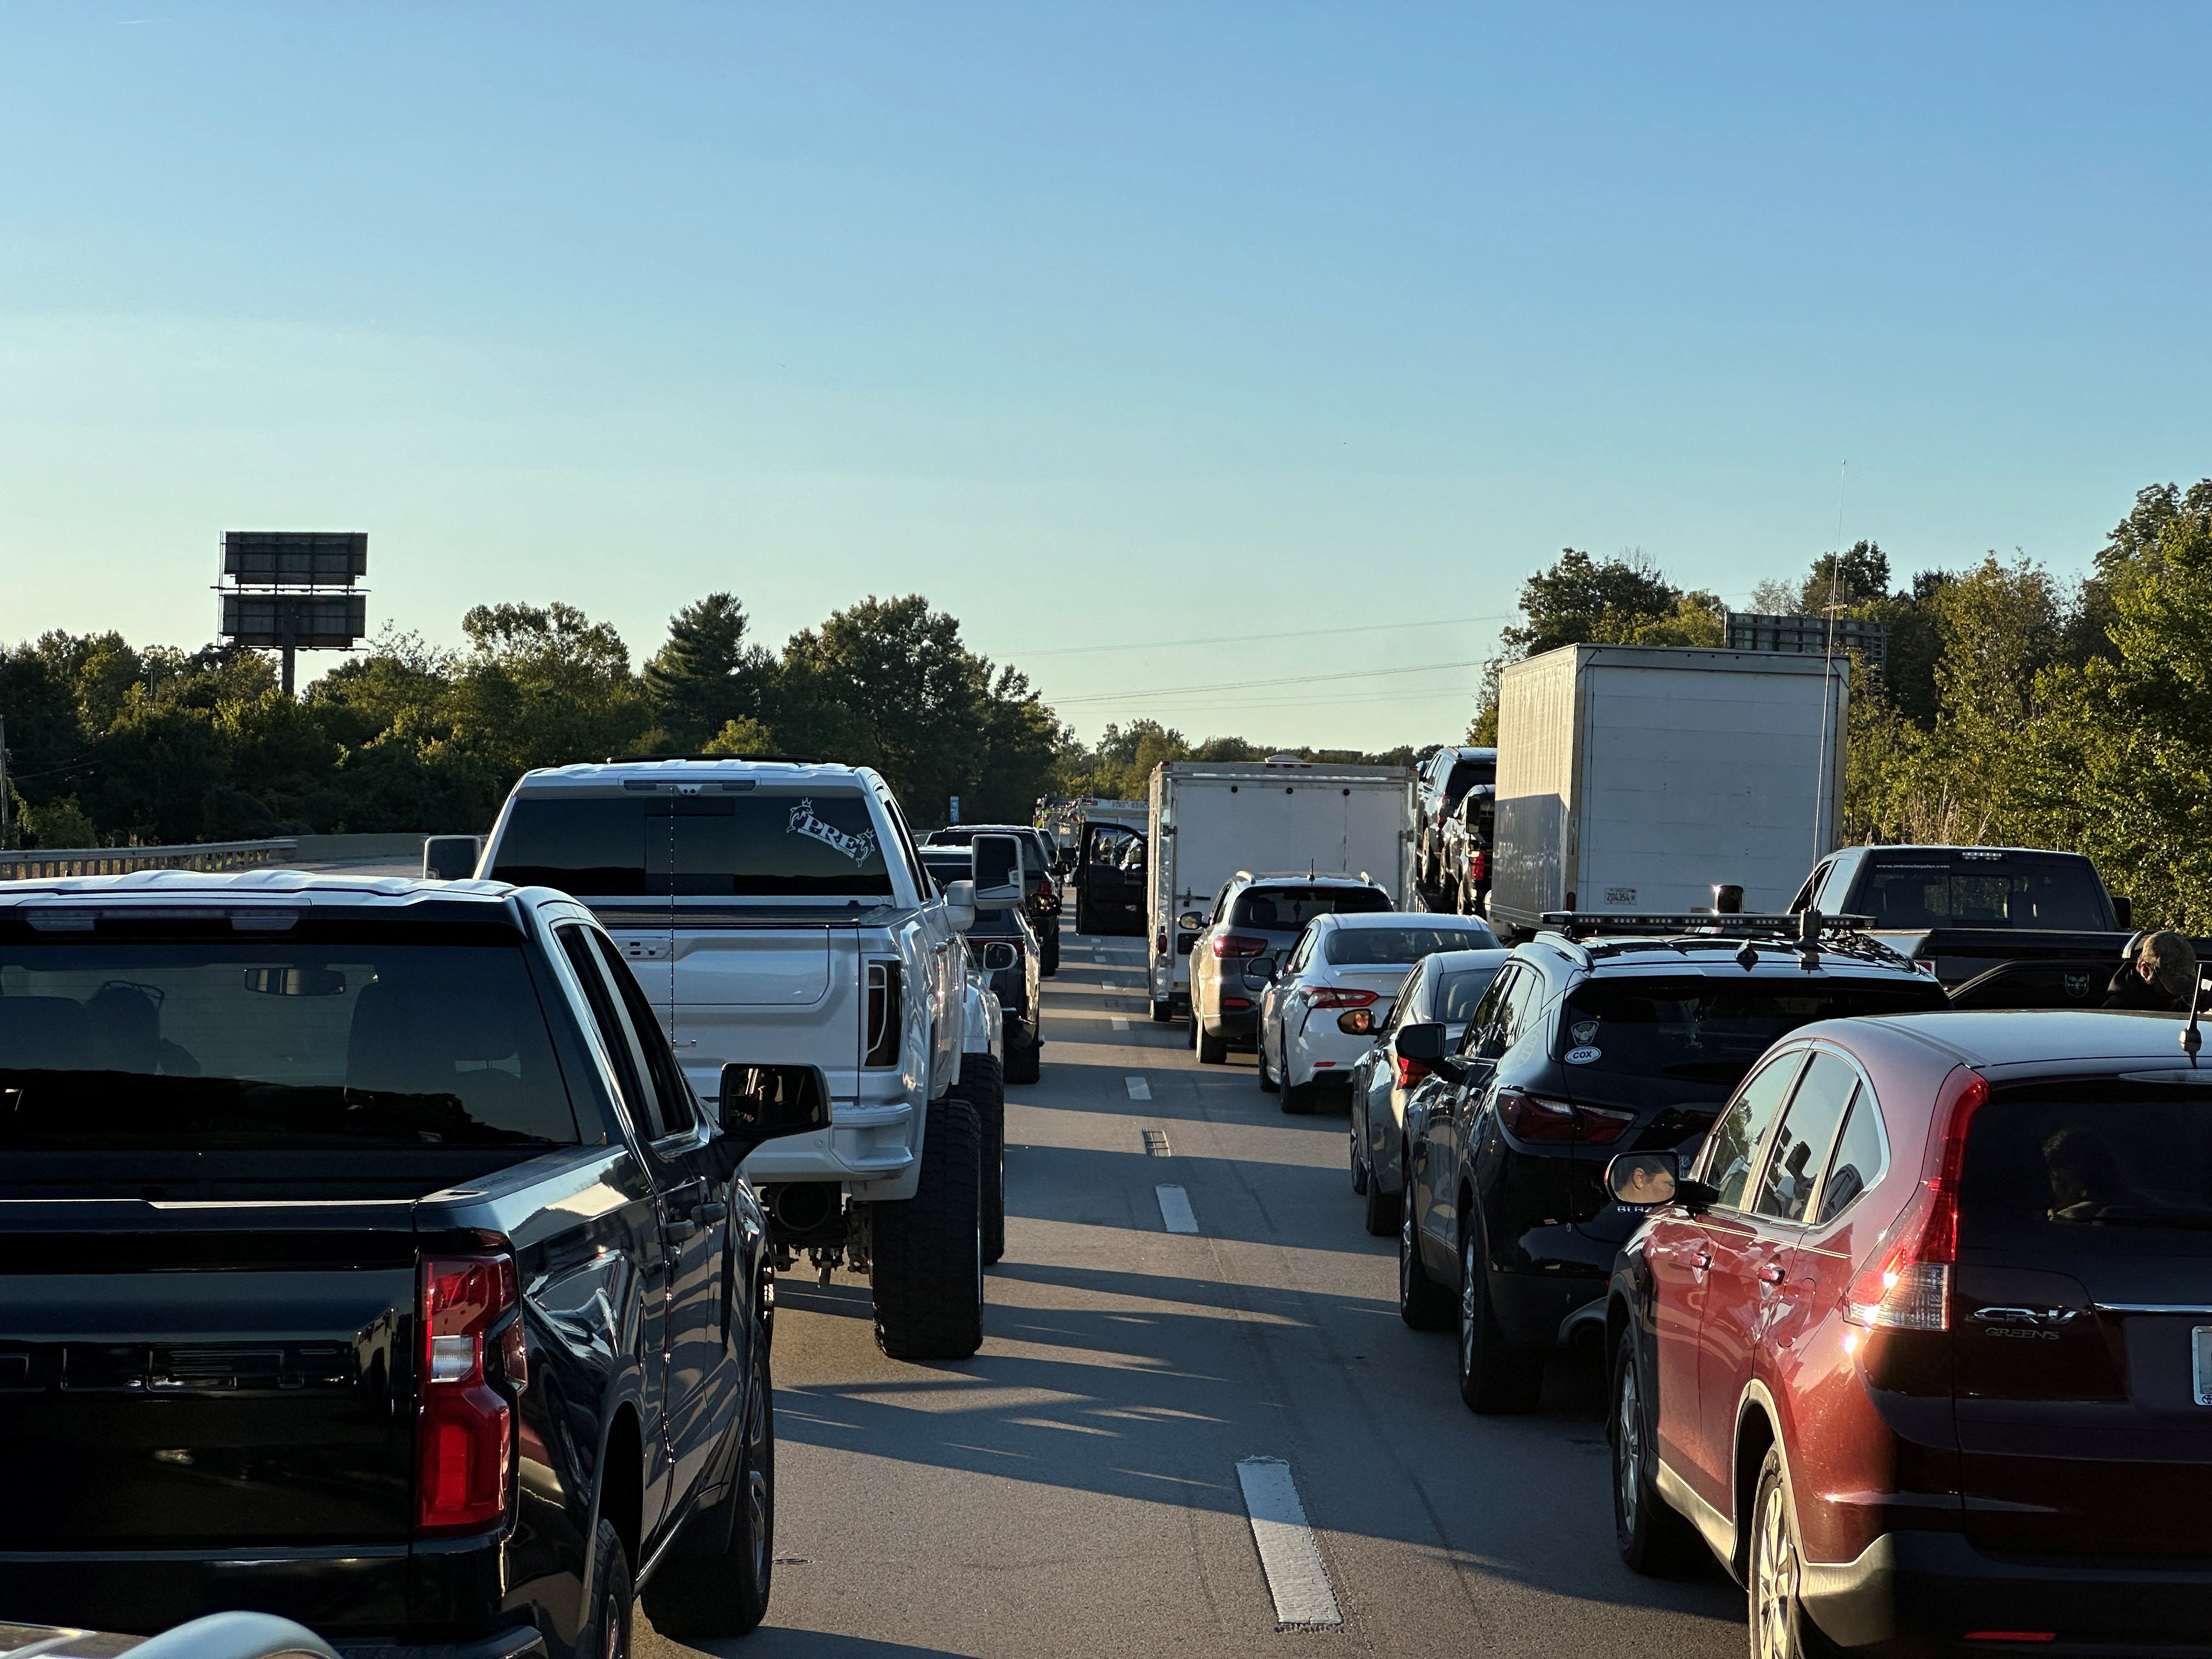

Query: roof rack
602;753;824;765
1537;911;1875;942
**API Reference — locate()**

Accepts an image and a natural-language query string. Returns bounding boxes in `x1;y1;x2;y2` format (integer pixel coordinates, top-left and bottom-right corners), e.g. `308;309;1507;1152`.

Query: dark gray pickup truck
0;871;819;1659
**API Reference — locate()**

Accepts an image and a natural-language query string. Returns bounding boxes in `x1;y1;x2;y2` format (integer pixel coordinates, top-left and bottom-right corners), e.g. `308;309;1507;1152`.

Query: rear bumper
1486;1262;1607;1352
1802;1530;2212;1655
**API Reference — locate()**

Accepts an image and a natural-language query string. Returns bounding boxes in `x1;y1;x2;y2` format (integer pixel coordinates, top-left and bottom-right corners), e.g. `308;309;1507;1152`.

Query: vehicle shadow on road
651;1626;974;1658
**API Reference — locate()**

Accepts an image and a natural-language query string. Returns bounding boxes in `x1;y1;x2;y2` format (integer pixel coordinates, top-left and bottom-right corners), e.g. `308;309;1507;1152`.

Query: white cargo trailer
1489;644;1848;933
1143;758;1418;1020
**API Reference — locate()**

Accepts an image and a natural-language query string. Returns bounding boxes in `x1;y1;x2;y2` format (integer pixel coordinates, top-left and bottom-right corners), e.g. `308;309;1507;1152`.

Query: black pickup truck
0;871;820;1659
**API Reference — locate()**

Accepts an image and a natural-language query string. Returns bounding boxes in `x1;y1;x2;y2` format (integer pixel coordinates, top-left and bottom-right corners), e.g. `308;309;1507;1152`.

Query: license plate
2194;1328;2212;1406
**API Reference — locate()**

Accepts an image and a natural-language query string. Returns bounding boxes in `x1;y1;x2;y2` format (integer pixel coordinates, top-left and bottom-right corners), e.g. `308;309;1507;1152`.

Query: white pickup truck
478;757;1021;1359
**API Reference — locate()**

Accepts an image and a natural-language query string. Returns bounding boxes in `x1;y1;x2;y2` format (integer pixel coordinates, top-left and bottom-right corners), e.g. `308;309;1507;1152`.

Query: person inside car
2104;929;2198;1012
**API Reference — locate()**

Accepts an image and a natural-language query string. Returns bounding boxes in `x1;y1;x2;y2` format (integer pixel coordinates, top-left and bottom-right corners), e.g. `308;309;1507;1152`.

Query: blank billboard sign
221;531;368;586
218;592;367;648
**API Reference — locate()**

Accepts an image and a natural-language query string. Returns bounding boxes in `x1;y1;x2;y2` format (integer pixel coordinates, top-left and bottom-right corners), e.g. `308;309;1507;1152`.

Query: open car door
1075;822;1148;936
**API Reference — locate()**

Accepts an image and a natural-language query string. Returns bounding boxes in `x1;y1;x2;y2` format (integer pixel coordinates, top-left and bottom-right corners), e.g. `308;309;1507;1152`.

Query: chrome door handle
1757;1263;1785;1286
1692;1249;1713;1273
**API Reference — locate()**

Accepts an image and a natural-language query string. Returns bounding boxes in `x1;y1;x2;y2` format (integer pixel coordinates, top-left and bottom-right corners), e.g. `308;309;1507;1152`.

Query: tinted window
1443;758;1495;806
1706;1052;1807;1211
1960;1079;2212;1248
1438;966;1505;1023
492;791;894;898
1558;975;1944;1087
591;932;696;1136
1323;925;1498;966
0;935;578;1149
1858;857;2107;930
1465;964;1521;1056
1753;1052;1859;1222
1230;886;1391;931
1817;1090;1886;1224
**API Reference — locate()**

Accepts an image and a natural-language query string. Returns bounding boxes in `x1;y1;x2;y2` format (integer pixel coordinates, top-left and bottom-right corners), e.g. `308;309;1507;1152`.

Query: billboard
219;592;368;649
221;531;368;586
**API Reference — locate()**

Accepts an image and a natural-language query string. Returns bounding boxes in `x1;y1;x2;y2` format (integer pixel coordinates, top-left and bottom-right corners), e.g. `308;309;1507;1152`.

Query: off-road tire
583;1515;634;1659
1457;1226;1543;1413
1197;1020;1227;1064
1398;1190;1453;1330
640;1340;775;1637
957;1052;1008;1263
1612;1329;1701;1576
1004;1029;1042;1086
870;1097;984;1361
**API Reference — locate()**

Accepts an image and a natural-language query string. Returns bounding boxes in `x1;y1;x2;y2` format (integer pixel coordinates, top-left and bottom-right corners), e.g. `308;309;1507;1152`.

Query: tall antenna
1811;461;1847;864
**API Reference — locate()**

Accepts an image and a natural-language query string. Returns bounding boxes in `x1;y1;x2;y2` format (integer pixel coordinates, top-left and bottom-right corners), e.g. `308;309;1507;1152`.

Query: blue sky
4;3;2209;748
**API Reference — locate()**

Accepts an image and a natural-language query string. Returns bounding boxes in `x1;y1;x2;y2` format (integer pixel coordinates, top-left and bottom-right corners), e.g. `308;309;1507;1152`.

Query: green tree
642;593;772;752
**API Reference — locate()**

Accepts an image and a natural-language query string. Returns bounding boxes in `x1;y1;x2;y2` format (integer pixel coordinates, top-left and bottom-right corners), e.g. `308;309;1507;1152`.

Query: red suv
1603;1008;2212;1656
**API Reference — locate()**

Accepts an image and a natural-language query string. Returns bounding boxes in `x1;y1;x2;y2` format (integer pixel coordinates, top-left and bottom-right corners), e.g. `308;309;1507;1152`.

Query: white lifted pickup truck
477;757;1020;1359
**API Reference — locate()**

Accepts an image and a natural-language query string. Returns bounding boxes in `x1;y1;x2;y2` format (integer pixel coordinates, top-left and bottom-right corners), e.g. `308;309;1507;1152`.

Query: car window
1465;964;1521;1056
1437;965;1505;1023
1286;929;1318;974
1386;962;1429;1031
1857;857;2107;930
1556;975;1943;1089
1753;1051;1859;1223
0;930;579;1150
1322;924;1498;966
1502;970;1546;1049
881;793;933;900
1230;885;1391;931
1957;1079;2212;1249
1788;862;1826;913
1814;856;1858;916
1703;1050;1808;1211
1815;1087;1887;1224
589;931;696;1137
491;789;894;898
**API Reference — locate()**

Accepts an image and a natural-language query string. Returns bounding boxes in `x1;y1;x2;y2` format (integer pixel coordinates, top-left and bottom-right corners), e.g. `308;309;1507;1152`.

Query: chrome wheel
742;1372;770;1590
1752;1466;1801;1659
1616;1360;1643;1537
1458;1234;1479;1379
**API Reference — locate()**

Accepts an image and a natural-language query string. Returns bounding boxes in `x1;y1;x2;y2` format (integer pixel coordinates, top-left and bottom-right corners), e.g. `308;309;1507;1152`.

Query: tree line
1470;477;2212;932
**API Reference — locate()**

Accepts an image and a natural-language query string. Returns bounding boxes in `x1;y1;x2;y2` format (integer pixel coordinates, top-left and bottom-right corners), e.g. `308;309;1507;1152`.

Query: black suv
923;825;1062;975
922;848;1045;1085
1392;913;1949;1413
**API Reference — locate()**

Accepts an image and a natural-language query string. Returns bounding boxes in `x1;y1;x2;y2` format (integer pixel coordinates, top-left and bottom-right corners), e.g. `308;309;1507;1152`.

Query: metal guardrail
0;838;298;882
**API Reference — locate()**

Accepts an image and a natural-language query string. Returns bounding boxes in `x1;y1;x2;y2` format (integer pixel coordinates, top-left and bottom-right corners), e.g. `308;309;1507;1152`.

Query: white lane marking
1101;979;1116;992
1155;1184;1198;1233
1237;1458;1342;1628
1125;1075;1151;1100
1111;1016;1129;1031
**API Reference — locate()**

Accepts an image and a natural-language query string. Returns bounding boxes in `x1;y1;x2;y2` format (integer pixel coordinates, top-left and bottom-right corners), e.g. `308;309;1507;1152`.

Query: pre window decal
789;798;881;866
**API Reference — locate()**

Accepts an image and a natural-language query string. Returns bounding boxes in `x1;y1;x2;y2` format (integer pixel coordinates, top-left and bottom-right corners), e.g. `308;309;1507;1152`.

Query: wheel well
599;1406;644;1573
1604;1293;1629;1362
1731;1402;1778;1577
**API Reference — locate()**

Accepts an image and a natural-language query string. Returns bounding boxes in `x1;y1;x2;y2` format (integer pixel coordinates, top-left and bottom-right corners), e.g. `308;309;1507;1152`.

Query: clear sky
5;3;2209;750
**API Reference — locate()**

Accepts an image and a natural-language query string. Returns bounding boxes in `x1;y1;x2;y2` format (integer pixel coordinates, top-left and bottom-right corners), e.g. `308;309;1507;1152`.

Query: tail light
417;1255;521;1533
1309;988;1379;1009
1156;928;1167;955
1468;850;1488;882
1843;1067;1987;1331
1496;1086;1635;1144
1395;1056;1430;1089
865;961;902;1067
1210;934;1269;958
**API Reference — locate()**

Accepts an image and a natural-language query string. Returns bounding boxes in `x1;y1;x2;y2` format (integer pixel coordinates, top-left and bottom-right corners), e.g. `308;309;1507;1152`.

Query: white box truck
1489;644;1848;933
1143;758;1418;1020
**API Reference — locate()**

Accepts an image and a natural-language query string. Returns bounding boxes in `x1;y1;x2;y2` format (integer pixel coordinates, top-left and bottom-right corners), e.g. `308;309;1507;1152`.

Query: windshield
0;935;578;1150
1962;1080;2212;1249
1559;976;1944;1085
1324;925;1497;966
1230;886;1391;932
491;791;894;898
1859;857;2107;930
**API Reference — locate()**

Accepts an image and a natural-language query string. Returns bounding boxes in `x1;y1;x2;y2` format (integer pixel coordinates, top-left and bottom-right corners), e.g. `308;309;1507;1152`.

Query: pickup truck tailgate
0;1203;416;1549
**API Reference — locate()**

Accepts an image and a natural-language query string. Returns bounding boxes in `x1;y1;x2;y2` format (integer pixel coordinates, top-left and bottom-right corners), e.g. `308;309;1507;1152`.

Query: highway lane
642;919;1748;1658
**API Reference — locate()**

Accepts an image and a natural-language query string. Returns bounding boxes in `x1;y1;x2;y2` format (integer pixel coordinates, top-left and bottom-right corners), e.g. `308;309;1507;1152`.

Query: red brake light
1156;928;1167;955
1468;850;1487;881
1210;934;1269;958
1496;1087;1635;1144
1843;1067;1988;1331
1310;988;1379;1009
417;1254;519;1533
1394;1056;1430;1089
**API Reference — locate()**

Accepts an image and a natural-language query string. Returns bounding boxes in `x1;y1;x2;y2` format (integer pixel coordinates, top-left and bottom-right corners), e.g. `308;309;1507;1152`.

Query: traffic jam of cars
6;639;2212;1659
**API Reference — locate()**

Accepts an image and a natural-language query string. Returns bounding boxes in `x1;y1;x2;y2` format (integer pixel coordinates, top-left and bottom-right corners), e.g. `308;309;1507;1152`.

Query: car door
1416;963;1526;1261
568;928;740;1528
1655;1047;1808;1505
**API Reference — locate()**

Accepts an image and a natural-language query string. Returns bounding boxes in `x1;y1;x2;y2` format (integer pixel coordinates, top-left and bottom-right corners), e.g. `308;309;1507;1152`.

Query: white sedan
1256;912;1499;1114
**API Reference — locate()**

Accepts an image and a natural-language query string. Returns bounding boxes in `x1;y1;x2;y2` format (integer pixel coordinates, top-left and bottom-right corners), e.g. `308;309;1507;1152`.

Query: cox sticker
1565;1046;1602;1065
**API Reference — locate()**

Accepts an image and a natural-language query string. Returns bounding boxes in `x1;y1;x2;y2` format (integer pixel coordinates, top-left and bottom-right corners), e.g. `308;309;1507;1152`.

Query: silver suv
478;757;1019;1359
1186;871;1393;1064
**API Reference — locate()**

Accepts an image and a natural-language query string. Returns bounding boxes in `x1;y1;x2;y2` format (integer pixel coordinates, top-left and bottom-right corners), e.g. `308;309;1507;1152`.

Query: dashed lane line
1125;1075;1151;1100
1236;1458;1343;1628
1110;1016;1129;1031
1154;1184;1198;1234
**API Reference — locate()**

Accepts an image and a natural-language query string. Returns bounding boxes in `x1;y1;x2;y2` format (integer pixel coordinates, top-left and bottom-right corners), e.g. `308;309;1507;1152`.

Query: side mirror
1337;1008;1379;1036
1604;1150;1717;1212
717;1063;829;1153
1394;1020;1464;1084
422;834;482;881
1177;911;1205;932
977;941;1019;974
943;878;978;933
970;833;1025;911
2114;894;2134;929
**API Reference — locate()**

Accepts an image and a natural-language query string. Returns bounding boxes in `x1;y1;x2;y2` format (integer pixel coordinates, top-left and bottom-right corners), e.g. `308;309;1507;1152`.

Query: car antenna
2185;971;2205;1062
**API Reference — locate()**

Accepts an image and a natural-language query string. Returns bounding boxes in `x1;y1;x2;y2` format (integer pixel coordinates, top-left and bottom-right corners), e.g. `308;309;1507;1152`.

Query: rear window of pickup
493;789;894;898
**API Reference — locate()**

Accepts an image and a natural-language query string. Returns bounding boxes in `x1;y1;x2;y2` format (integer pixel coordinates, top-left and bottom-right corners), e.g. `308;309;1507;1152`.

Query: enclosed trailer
1490;644;1848;933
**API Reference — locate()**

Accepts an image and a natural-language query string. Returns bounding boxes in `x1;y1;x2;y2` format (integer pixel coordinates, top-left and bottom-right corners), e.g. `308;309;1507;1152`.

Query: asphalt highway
642;916;1748;1659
